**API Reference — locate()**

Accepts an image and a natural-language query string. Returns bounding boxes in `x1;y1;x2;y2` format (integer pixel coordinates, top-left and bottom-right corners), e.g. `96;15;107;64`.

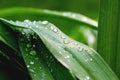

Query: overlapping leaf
0;18;118;80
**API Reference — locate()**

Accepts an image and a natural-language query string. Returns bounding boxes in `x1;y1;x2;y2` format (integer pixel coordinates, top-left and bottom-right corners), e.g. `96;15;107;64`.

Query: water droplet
30;61;34;65
30;51;36;56
22;32;25;35
90;58;93;62
33;21;36;25
74;42;78;45
27;65;30;68
85;58;93;62
33;44;36;48
65;55;70;59
42;21;48;24
61;35;66;39
29;69;35;73
63;39;70;44
50;26;54;30
59;51;62;54
78;46;83;52
53;28;58;32
50;25;58;32
24;20;30;23
86;76;90;80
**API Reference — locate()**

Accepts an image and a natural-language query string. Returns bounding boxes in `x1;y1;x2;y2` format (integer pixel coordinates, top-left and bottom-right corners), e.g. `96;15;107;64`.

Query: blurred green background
0;0;99;19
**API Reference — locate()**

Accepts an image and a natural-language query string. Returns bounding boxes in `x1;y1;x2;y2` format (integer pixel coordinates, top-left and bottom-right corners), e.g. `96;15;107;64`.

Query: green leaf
18;30;77;80
97;0;119;78
0;8;97;48
0;18;118;80
0;21;19;54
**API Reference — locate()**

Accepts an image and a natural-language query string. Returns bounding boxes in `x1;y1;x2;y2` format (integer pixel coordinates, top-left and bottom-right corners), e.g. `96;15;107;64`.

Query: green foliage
0;18;118;80
0;0;119;79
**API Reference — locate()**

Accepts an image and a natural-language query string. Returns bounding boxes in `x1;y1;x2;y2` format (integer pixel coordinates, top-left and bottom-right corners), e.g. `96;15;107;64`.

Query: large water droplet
30;61;34;65
42;21;48;24
30;51;36;56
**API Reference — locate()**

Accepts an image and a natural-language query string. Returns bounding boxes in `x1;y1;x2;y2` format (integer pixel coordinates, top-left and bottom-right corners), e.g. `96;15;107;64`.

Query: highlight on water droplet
27;65;30;68
29;69;35;73
64;55;70;59
77;46;83;52
58;51;62;54
61;35;66;39
30;61;34;65
53;28;58;32
30;50;36;56
42;21;48;24
63;39;70;44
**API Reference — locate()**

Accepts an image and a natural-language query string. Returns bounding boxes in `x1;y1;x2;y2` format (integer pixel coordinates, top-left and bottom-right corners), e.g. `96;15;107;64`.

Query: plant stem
116;2;120;77
97;0;119;77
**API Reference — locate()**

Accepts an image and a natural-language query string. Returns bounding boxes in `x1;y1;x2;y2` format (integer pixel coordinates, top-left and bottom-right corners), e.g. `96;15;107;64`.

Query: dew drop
30;51;36;56
29;69;35;73
78;46;83;52
53;28;58;33
22;32;25;35
86;76;90;80
33;21;36;24
42;21;48;24
24;20;30;23
90;58;93;62
33;44;36;48
63;39;70;44
27;65;30;68
61;35;66;39
59;51;62;54
30;61;34;65
50;26;54;30
65;55;70;59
